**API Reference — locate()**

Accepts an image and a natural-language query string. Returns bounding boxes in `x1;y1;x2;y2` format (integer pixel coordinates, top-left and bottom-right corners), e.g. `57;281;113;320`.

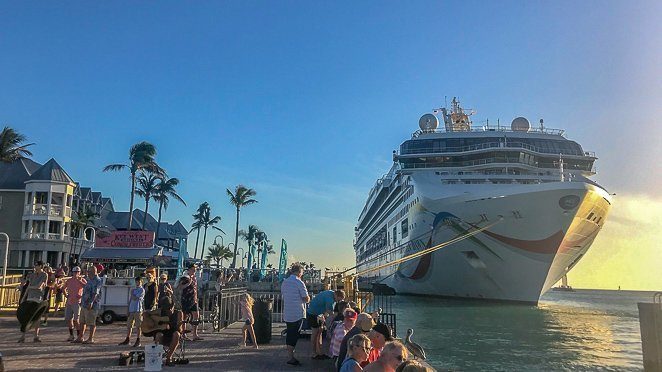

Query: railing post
0;232;9;307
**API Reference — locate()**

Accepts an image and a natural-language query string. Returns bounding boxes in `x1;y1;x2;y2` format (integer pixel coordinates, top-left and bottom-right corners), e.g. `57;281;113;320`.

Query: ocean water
390;289;654;371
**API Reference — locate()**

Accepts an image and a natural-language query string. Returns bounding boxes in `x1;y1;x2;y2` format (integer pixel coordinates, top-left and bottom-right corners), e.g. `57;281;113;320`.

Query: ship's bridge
396;123;597;176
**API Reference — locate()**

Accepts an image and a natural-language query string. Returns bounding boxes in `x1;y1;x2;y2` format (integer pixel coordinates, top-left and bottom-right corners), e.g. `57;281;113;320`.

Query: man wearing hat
180;263;202;341
366;322;394;365
336;312;375;371
63;266;87;342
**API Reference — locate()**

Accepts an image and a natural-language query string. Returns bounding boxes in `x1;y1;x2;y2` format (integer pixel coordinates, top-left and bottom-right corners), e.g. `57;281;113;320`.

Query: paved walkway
0;314;333;371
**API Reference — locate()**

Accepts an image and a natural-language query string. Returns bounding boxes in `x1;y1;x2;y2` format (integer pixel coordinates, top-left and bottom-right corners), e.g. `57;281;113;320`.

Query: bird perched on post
404;328;426;360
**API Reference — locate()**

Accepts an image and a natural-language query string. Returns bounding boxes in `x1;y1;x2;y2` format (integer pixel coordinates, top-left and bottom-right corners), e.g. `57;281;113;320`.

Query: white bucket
144;344;164;371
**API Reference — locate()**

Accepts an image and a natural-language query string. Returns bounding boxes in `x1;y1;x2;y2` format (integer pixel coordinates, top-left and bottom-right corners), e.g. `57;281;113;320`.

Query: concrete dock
0;315;333;371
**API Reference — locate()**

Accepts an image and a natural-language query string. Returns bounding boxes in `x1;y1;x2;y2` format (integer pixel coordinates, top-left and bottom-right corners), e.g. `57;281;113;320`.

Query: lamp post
242;252;248;269
0;232;8;306
225;243;235;269
236;247;244;268
213;235;224;246
76;227;96;263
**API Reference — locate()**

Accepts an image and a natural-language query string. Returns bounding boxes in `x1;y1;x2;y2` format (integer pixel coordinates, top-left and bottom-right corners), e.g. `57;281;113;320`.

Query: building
0;157;188;269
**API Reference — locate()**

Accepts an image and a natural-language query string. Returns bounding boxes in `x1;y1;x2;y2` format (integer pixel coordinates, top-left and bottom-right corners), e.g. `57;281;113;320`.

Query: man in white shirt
281;263;310;366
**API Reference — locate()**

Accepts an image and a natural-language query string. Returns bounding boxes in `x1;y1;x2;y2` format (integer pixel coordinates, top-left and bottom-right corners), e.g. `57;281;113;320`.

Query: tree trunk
201;226;208;260
128;171;136;230
193;227;200;260
142;197;150;231
155;201;163;241
231;206;240;268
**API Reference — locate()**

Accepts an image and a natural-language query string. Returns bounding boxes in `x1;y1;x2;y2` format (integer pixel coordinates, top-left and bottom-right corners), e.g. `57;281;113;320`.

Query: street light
1;232;9;306
236;247;245;268
213;235;224;246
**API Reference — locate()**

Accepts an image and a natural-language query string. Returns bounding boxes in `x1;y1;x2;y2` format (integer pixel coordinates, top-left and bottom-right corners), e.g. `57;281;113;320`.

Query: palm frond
103;163;127;172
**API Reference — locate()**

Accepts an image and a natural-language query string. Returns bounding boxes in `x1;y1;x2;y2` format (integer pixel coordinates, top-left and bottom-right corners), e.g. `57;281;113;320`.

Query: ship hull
358;180;611;304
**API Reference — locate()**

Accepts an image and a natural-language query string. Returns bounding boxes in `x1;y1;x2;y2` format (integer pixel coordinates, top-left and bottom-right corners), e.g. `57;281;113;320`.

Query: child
239;293;258;349
119;276;144;347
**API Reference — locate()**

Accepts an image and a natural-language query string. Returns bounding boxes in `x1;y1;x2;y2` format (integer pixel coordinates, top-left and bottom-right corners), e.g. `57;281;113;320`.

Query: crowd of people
14;260;430;370
281;263;429;371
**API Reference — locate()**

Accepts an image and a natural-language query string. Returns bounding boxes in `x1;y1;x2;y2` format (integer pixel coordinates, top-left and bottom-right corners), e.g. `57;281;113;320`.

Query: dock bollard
638;293;662;371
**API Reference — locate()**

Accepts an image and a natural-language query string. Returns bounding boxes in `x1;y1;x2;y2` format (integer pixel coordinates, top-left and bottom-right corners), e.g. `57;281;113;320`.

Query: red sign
95;231;155;248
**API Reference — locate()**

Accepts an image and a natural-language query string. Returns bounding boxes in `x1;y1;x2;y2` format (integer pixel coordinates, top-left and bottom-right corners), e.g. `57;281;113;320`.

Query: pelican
404;328;426;360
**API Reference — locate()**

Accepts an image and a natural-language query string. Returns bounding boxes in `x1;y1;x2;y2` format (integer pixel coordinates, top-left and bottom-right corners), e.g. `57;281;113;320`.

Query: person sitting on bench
156;295;184;366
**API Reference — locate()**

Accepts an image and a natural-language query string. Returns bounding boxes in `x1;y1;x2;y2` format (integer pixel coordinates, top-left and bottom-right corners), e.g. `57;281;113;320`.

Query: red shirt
359;347;381;367
65;276;87;305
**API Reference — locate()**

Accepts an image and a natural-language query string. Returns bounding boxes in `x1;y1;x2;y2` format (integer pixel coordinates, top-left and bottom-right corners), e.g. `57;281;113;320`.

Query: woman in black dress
143;272;158;311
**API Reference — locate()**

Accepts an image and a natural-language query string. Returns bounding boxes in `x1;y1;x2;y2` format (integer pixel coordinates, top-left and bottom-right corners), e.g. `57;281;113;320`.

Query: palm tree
153;177;186;240
206;243;233;268
74;207;99;258
102;141;165;230
198;205;224;260
239;224;260;269
134;172;160;230
191;202;209;259
0;127;34;163
226;185;257;268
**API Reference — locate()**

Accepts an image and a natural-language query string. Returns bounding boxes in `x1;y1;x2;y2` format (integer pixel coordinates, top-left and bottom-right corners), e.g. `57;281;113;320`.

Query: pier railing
200;286;247;332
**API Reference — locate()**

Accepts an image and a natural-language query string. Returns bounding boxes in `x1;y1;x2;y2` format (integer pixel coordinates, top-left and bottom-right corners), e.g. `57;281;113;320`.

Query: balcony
23;204;69;217
22;233;64;240
24;204;47;215
49;205;63;217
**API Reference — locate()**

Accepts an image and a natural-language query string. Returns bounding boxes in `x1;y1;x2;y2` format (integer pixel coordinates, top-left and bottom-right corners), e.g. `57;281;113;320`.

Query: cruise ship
354;98;611;304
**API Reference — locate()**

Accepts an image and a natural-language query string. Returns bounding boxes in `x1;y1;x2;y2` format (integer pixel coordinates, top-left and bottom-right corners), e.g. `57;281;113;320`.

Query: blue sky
1;1;660;284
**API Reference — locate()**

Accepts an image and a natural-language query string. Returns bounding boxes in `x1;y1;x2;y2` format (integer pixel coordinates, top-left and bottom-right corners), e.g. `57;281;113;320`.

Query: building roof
79;187;92;200
28;158;74;183
0;158;42;189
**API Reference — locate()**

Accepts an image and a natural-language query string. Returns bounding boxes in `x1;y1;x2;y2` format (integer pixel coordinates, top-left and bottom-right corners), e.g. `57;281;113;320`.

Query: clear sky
1;1;660;290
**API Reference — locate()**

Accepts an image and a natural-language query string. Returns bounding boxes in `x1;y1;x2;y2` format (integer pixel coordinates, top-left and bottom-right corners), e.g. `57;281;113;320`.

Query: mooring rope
352;217;504;278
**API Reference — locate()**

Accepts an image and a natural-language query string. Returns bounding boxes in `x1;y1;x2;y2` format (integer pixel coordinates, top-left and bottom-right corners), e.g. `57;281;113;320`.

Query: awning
81;247;161;264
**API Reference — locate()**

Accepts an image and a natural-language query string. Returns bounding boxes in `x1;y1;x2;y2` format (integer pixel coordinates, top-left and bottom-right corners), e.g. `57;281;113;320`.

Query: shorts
285;319;303;347
80;308;98;326
127;312;143;330
244;319;253;325
55;291;64;303
64;303;81;322
183;302;199;314
306;313;323;328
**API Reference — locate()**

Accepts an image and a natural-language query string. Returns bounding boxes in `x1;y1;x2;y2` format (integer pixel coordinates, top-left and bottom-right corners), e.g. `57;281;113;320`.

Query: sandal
287;358;301;366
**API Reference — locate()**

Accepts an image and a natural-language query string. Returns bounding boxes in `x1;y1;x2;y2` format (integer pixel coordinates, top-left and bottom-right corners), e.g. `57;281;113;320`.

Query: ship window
587;212;594;220
392;226;397;244
401;218;409;238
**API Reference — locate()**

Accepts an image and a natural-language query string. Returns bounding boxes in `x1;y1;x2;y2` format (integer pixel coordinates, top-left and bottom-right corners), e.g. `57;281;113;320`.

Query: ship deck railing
412;125;566;138
399;140;593;157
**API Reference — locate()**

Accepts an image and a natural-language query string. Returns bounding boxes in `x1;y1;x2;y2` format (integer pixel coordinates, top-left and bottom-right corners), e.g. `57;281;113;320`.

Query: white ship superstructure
354;98;611;304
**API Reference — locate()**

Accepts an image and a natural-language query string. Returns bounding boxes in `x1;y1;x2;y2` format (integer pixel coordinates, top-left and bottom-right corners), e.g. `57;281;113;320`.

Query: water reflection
391;290;645;371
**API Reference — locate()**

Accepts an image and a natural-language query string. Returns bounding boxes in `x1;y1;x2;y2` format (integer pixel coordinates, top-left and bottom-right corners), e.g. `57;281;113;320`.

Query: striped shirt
330;321;350;357
281;275;309;323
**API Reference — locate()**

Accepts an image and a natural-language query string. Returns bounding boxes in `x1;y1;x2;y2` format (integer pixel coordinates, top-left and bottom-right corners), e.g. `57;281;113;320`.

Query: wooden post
638;295;662;371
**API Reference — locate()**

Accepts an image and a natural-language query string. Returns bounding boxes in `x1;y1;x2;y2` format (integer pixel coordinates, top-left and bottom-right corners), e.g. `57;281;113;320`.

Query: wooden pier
0;315;333;371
